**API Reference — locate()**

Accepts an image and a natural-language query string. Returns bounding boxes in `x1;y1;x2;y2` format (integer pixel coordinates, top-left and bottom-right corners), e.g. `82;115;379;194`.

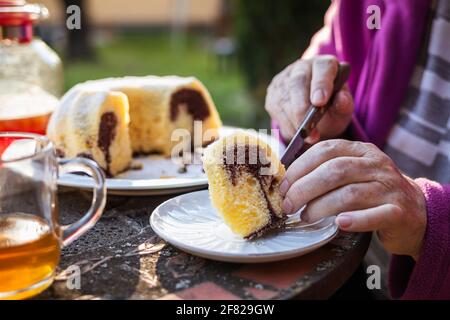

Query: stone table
38;190;371;300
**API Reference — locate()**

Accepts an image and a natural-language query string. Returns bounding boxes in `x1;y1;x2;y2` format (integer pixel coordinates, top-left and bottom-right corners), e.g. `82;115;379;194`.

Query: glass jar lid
0;0;48;26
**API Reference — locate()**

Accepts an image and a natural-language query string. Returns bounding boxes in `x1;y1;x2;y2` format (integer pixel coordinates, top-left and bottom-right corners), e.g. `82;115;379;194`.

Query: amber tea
0;133;106;299
0;213;60;300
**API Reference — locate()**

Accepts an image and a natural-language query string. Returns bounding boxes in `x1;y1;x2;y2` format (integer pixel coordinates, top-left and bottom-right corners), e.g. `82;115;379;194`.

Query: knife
280;62;351;168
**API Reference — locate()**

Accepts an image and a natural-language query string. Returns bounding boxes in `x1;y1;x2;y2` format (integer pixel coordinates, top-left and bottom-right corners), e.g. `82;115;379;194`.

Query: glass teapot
0;0;63;134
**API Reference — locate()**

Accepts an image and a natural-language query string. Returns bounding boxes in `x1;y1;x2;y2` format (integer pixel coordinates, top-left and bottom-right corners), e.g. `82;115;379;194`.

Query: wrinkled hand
266;55;354;142
280;139;427;261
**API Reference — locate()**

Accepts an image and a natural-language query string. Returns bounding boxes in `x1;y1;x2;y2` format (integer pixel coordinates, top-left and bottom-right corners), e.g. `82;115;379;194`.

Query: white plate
150;190;339;263
57;127;285;196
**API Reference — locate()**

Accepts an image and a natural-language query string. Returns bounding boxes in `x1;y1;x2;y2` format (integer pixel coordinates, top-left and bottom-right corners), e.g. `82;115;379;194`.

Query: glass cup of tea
0;132;106;300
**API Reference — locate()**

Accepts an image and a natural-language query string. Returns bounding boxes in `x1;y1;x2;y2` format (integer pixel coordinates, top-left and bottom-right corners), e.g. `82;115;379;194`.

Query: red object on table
0;137;15;156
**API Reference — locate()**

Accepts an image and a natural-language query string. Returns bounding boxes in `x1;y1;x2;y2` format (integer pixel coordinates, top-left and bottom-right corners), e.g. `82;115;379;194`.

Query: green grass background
63;33;259;128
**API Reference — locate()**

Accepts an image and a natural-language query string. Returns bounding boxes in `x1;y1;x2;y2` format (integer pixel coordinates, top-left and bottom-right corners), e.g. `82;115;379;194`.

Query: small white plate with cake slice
57;127;285;196
150;190;339;263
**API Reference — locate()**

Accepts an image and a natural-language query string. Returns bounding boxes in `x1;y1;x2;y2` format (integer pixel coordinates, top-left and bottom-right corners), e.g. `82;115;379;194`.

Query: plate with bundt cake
49;76;283;195
150;132;338;263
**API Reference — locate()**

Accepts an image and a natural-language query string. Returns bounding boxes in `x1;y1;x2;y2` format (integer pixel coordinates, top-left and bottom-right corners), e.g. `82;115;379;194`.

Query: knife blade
280;62;351;168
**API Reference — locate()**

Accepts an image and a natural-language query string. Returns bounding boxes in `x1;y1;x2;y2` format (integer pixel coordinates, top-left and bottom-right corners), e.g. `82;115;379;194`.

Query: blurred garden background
32;0;329;128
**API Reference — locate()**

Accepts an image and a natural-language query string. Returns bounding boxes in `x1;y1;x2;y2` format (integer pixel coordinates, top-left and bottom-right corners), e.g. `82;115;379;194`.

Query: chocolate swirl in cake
170;89;210;121
77;152;94;161
223;144;286;239
98;112;118;175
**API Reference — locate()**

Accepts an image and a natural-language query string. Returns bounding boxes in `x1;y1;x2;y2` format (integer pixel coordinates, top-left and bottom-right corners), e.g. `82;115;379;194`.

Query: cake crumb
130;162;143;171
177;165;188;174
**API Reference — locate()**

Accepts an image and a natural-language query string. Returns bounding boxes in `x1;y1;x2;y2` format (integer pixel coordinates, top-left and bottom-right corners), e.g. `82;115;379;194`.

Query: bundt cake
203;132;287;239
47;90;132;176
47;76;222;176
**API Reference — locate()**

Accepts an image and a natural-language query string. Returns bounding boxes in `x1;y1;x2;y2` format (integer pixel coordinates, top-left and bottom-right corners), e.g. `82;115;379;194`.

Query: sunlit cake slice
203;132;286;239
47;90;132;176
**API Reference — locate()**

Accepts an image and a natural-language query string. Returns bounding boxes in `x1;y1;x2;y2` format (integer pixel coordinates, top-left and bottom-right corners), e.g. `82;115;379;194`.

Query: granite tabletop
37;189;371;300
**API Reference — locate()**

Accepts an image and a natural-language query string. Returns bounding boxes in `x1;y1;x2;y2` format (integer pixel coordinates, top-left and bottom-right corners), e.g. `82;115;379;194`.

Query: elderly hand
265;55;354;142
280;139;427;261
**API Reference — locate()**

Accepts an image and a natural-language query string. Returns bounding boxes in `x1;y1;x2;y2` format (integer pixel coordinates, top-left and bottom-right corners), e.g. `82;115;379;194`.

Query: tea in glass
0;133;106;299
0;213;60;299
